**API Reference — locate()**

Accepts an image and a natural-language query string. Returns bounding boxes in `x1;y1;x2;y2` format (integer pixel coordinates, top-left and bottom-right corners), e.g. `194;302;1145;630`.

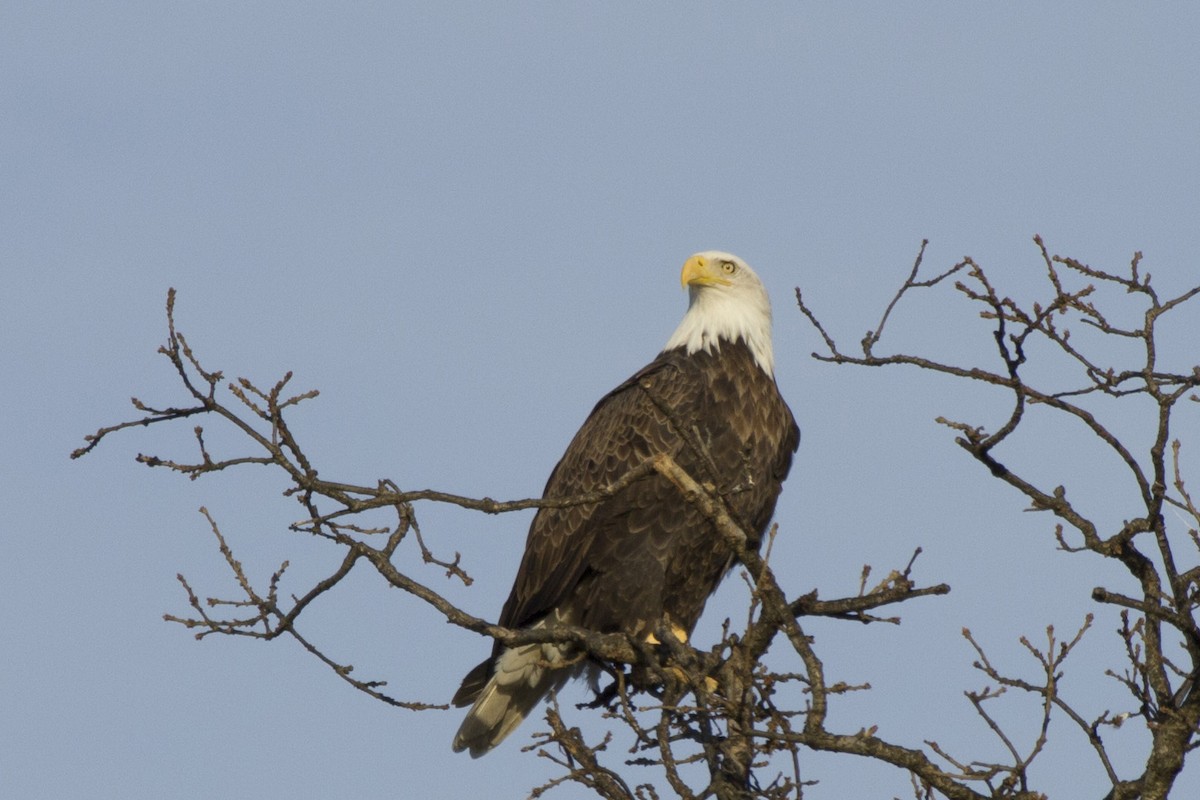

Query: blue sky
4;4;1199;798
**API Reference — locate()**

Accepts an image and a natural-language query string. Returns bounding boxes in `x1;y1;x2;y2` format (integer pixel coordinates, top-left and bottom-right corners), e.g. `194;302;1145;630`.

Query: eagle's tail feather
452;640;576;758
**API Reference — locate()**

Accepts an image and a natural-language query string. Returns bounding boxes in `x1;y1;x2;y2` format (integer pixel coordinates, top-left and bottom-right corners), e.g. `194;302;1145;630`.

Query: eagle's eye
721;261;737;275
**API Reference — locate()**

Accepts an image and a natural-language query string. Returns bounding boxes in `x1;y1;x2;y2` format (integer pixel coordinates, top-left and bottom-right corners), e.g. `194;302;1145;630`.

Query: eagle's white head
663;251;775;376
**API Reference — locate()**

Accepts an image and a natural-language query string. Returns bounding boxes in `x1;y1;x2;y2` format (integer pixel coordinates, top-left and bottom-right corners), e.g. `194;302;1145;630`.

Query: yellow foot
644;623;690;646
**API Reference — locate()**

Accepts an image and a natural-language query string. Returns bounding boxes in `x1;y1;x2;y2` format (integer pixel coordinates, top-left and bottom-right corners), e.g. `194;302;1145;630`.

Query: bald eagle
452;252;799;757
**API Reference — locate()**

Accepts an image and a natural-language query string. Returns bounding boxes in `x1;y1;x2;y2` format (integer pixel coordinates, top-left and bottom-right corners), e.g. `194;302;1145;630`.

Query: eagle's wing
496;351;692;635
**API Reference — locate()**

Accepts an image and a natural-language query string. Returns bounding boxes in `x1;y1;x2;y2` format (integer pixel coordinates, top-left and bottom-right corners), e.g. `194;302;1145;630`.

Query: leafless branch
76;237;1200;798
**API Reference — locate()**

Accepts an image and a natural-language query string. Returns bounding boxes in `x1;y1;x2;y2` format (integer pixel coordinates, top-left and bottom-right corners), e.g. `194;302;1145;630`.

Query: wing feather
496;352;684;634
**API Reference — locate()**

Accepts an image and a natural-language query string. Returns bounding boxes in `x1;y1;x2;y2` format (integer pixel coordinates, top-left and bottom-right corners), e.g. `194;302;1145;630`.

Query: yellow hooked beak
680;254;733;289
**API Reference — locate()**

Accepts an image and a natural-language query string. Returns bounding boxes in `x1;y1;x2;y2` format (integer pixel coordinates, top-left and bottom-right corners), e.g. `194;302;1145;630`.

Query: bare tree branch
75;237;1200;797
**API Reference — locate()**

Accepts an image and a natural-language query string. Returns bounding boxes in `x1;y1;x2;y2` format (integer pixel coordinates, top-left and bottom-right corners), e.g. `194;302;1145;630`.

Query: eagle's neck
663;287;775;376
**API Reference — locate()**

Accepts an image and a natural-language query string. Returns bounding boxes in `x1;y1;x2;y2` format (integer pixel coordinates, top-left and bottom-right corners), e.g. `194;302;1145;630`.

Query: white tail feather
452;634;578;757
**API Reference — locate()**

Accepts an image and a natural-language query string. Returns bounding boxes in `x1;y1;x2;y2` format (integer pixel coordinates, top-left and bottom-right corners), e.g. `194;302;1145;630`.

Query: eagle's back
502;342;796;639
452;343;797;756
